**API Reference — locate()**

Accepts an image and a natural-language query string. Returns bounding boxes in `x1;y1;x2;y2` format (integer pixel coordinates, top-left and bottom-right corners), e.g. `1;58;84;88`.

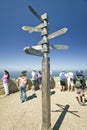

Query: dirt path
0;89;87;130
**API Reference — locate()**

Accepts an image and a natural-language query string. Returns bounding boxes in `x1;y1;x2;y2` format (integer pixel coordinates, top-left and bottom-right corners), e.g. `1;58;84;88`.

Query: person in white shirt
31;70;38;92
66;70;74;91
0;70;10;96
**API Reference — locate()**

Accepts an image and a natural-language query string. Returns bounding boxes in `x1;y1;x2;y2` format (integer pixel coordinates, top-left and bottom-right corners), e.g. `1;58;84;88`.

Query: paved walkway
0;88;87;130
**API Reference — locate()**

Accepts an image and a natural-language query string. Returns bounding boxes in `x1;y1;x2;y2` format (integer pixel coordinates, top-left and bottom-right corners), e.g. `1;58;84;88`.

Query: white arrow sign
22;25;42;33
50;44;69;50
48;28;68;39
31;44;68;50
37;27;68;45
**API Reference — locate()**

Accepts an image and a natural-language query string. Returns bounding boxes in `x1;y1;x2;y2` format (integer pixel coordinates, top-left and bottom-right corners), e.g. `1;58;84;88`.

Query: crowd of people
0;69;42;103
59;70;74;92
0;69;87;105
59;69;86;105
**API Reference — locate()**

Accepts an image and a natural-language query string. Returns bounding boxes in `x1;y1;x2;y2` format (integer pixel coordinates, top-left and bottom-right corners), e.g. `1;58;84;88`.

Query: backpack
75;76;83;88
76;70;83;76
60;73;66;81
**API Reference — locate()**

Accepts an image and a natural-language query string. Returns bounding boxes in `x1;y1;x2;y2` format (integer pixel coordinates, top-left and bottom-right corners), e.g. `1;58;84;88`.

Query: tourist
0;70;10;96
31;70;38;92
59;70;67;91
18;71;27;103
74;70;86;105
66;70;74;91
37;70;42;90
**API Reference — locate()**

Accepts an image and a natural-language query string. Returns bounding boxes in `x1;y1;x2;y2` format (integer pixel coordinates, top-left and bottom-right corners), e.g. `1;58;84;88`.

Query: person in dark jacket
74;70;86;105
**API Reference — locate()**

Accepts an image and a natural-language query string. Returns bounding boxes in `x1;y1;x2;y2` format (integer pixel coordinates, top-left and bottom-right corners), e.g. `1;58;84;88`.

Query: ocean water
0;70;87;80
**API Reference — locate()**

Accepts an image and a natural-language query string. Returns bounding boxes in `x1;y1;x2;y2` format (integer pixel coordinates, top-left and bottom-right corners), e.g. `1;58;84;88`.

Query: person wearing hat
31;69;38;92
74;70;86;105
66;70;74;91
18;71;27;103
0;70;10;95
59;70;67;91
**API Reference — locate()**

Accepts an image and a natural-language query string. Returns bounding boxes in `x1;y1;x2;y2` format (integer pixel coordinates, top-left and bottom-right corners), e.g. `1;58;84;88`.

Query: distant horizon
0;69;87;80
0;68;87;72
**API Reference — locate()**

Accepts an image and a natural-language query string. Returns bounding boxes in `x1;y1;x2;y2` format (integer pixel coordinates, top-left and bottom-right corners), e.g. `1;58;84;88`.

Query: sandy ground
0;88;87;130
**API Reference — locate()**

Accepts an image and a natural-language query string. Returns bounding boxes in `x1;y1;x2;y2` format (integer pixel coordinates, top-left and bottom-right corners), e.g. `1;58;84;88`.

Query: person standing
74;70;86;105
31;70;38;92
59;70;67;91
66;70;74;91
0;70;10;96
18;71;27;103
37;70;42;90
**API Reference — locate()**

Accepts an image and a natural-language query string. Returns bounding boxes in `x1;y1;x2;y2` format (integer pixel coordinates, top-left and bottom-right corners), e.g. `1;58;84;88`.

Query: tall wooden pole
41;13;51;130
22;6;68;130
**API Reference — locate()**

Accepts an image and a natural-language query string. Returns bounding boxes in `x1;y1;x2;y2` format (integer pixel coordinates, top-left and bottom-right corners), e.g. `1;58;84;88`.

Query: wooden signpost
22;5;68;130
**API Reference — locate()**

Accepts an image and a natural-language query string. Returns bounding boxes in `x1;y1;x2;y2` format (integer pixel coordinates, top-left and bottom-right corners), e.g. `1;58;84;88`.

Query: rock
0;82;5;95
0;77;63;95
9;79;19;93
26;79;32;90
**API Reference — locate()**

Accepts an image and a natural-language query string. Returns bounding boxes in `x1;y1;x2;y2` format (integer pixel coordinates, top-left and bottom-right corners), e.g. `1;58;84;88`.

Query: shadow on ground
52;104;80;130
27;93;37;101
50;90;55;96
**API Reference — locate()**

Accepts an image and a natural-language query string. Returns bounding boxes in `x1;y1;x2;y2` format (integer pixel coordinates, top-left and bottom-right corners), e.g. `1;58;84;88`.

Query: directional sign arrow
48;28;68;39
22;26;42;33
37;27;68;45
49;45;69;50
28;5;43;22
23;44;68;57
24;47;42;57
28;44;68;51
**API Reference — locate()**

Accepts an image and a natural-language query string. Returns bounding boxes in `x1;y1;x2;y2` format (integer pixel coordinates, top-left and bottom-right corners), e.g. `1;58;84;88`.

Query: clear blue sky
0;0;87;71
